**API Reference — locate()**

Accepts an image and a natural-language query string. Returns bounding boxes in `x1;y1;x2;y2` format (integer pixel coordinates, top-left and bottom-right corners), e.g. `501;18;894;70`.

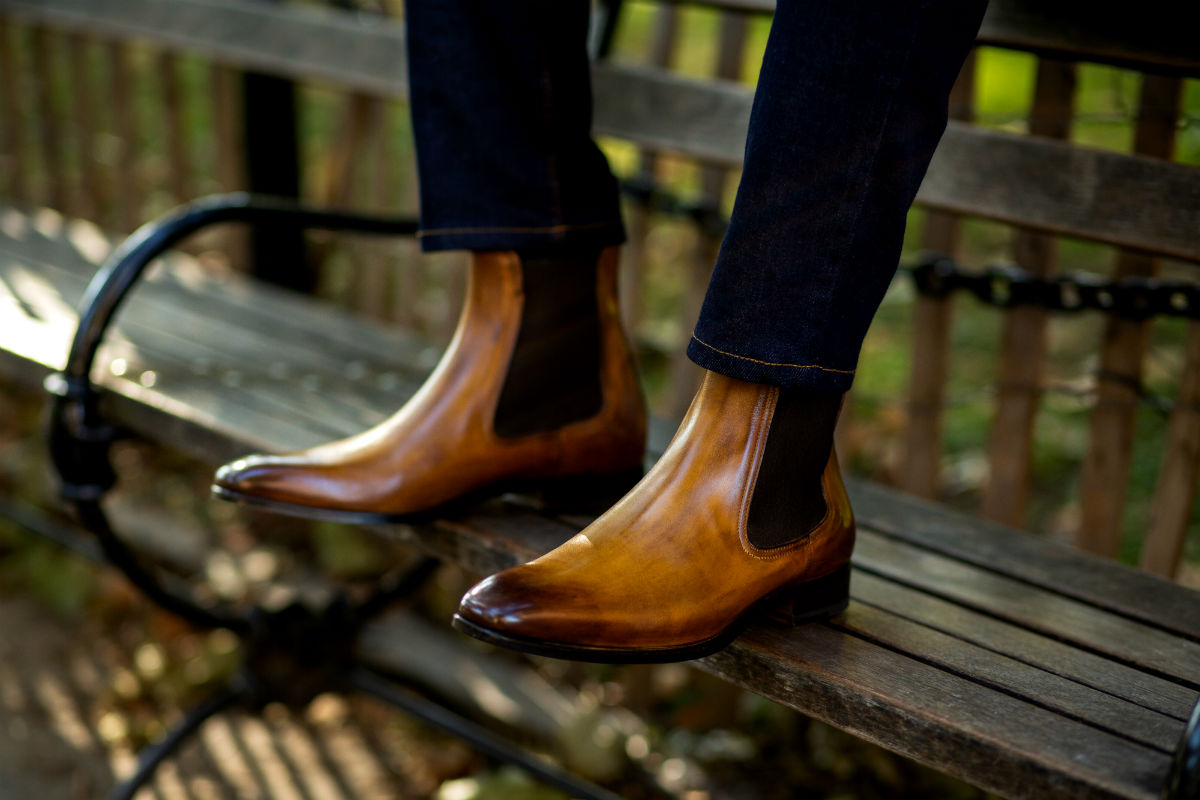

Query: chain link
905;256;1200;321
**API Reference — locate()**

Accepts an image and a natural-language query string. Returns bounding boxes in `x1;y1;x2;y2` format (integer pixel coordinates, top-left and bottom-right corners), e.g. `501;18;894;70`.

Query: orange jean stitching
690;334;856;375
417;220;619;238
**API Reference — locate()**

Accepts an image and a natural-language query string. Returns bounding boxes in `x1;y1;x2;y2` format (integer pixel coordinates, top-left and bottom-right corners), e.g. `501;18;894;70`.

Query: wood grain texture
847;477;1200;642
900;53;975;499
833;599;1182;752
591;65;1200;262
1;0;408;98
1143;324;1200;577
705;625;1169;800
0;17;28;205
854;532;1200;685
106;40;142;233
981;59;1075;527
30;26;68;212
616;4;678;336
851;571;1198;719
158;50;191;204
666;13;746;417
12;0;1196;83
1076;75;1183;559
643;0;1200;75
65;33;104;222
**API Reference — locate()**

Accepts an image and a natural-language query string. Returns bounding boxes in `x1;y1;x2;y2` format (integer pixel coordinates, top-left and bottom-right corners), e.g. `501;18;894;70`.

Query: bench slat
591;65;1200;263
1;0;406;98
841;592;1183;752
712;625;1169;800
852;572;1197;721
7;0;1198;96
848;479;1200;642
856;532;1200;686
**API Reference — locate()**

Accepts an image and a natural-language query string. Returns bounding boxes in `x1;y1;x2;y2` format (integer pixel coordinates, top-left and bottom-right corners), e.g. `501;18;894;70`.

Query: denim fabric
406;0;985;391
687;0;987;391
405;0;626;253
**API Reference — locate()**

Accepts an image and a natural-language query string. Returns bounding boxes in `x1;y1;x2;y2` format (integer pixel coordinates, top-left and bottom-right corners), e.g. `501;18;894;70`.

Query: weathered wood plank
10;0;1198;84
637;0;1200;76
106;40;142;233
65;33;104;222
981;58;1075;527
707;625;1169;800
847;478;1200;642
0;16;29;205
855;531;1200;685
1143;324;1200;577
0;209;432;378
615;4;679;335
852;572;1198;720
0;243;421;449
591;66;1200;262
159;50;191;204
900;53;976;499
974;0;1200;76
1;0;407;98
1077;74;1183;559
30;26;68;212
834;600;1182;752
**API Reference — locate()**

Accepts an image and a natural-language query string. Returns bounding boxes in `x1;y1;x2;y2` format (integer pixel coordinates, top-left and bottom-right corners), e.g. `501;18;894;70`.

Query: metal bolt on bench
44;193;626;800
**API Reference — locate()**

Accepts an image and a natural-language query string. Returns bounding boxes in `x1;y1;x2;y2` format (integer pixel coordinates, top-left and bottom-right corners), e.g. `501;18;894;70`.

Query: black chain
906;256;1200;321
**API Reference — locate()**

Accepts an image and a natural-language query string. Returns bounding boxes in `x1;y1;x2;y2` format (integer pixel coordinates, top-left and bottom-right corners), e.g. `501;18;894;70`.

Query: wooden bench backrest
2;0;1198;578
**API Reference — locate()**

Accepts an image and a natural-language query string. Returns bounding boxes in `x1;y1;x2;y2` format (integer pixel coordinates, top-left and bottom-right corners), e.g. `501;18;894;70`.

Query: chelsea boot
212;246;646;522
453;370;853;663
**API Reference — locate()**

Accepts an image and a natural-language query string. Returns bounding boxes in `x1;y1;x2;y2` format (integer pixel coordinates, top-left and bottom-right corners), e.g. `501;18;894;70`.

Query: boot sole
210;466;644;525
451;564;851;664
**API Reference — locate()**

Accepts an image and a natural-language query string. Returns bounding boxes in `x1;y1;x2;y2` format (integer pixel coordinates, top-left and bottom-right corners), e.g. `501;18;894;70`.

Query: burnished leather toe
453;371;855;663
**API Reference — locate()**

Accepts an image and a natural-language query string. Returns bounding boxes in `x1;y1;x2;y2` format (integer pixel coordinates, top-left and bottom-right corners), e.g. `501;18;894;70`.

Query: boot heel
770;564;851;626
538;467;644;513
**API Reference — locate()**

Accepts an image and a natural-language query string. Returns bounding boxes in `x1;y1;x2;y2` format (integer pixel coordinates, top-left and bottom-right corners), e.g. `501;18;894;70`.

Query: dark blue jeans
405;0;986;392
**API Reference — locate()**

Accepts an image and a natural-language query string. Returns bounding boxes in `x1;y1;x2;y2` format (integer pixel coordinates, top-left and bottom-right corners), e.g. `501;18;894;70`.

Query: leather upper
457;370;855;653
213;248;646;516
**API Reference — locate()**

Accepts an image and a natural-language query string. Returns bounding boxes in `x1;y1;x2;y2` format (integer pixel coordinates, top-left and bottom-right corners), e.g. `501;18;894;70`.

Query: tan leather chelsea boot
211;246;646;522
453;370;854;663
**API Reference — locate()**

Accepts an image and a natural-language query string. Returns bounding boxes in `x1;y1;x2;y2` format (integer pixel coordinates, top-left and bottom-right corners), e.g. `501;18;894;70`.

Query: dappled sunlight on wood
0;596;463;799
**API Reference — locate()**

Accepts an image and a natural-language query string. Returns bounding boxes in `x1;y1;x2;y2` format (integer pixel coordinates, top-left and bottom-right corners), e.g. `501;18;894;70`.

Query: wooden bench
2;1;1199;798
3;202;1199;798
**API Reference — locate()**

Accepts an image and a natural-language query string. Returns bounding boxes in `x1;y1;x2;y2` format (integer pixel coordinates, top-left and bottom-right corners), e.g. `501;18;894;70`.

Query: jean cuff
686;334;856;392
417;220;626;253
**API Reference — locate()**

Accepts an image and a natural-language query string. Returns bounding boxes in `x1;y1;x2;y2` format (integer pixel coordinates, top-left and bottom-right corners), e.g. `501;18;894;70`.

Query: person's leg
688;0;986;392
456;0;987;662
405;0;624;253
211;0;645;521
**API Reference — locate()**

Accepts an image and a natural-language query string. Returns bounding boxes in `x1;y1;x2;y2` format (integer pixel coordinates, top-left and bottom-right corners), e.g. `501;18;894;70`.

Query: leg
456;0;987;662
689;0;986;392
405;0;625;253
211;1;645;521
